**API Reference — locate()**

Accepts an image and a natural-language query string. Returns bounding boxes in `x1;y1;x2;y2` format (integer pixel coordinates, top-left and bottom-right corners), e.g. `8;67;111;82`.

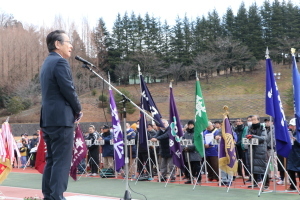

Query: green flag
194;78;208;157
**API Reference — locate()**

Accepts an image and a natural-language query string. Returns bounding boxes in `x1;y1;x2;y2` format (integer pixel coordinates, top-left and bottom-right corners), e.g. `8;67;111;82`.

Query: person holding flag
151;119;176;182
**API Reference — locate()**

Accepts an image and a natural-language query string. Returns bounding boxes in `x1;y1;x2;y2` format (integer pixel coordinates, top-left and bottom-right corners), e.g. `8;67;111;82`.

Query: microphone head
75;55;81;60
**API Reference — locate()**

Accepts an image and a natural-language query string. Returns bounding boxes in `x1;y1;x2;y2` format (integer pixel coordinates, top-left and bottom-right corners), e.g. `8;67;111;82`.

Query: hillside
0;61;294;124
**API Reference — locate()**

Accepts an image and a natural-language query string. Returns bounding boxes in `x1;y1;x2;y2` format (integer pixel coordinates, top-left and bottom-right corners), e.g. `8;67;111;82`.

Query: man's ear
55;40;60;49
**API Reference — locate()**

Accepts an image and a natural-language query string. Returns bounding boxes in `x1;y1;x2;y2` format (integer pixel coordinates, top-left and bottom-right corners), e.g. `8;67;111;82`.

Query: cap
187;120;194;125
102;125;109;129
289;118;296;126
33;133;39;136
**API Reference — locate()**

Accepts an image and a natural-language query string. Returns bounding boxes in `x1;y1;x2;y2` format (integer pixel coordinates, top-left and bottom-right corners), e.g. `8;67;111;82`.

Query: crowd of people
14;130;40;169
13;115;300;191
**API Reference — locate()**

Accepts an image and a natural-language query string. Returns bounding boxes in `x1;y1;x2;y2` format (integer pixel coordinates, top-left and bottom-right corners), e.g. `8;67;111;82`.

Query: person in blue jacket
101;125;114;169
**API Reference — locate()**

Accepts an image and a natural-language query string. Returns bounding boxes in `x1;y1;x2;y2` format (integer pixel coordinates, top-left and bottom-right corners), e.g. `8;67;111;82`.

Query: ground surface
0;168;299;200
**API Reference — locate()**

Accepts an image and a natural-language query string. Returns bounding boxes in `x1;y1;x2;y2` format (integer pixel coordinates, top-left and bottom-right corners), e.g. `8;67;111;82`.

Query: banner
292;55;300;142
70;125;87;180
219;117;238;176
35;130;47;174
109;89;124;172
194;78;208;157
265;57;291;157
169;84;185;170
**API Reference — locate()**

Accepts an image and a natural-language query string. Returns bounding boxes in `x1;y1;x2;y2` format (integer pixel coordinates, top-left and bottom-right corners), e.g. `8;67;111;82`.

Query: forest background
0;0;299;123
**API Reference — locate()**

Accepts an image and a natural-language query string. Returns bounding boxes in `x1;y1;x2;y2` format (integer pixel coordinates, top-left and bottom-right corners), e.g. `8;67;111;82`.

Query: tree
247;3;264;59
193;51;217;83
161;63;184;85
222;8;235;37
114;61;133;85
114;88;136;114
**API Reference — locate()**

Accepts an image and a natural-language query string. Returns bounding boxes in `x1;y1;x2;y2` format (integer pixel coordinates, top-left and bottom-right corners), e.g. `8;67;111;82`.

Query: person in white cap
286;118;300;191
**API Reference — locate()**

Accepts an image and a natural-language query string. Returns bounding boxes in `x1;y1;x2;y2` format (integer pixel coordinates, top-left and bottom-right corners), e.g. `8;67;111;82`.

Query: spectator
19;139;28;168
87;125;100;176
246;115;269;188
100;125;114;169
126;123;137;179
287;118;300;191
203;121;220;182
28;131;39;167
234;118;249;178
182;120;202;184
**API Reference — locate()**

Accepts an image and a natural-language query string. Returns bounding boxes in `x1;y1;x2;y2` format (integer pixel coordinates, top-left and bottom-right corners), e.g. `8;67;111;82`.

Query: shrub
7;96;25;114
91;89;97;96
99;94;108;102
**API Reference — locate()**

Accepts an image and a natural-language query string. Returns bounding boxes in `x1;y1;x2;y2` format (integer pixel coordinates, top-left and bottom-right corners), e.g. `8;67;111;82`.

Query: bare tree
193;51;217;83
114;61;133;85
161;63;183;85
131;51;163;82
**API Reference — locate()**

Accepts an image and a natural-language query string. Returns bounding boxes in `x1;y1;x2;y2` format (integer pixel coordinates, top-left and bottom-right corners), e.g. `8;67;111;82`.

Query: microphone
75;56;95;67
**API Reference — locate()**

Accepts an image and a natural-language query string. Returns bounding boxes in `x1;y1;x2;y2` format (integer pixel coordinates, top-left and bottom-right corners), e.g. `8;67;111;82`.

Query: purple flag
70;124;88;181
265;57;291;157
109;89;124;171
140;74;163;127
219;117;238;176
169;85;185;170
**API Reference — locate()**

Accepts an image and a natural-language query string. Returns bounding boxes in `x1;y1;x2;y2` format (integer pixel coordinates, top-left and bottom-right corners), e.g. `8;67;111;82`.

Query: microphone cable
127;181;148;200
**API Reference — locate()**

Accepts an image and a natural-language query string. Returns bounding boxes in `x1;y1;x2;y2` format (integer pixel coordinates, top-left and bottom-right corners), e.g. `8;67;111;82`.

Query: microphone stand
80;63;158;200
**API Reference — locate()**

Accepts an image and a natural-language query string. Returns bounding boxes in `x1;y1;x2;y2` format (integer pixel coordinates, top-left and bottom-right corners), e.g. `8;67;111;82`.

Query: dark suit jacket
40;52;81;127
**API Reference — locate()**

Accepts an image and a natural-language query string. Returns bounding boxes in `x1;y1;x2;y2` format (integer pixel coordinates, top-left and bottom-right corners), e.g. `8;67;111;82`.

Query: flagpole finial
265;47;270;59
291;48;296;56
5;116;9;123
196;71;199;81
138;64;142;75
223;105;229;117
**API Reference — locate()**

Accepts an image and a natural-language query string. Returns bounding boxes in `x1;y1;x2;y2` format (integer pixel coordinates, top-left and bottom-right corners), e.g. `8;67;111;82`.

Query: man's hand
74;112;83;123
246;134;253;139
215;135;221;140
151;138;157;142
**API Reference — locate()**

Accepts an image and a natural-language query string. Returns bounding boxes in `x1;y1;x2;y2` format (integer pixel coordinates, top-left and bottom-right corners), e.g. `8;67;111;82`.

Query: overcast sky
1;0;299;31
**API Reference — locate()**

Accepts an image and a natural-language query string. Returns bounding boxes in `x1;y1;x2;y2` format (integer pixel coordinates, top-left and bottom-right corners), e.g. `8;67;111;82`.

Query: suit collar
49;51;63;58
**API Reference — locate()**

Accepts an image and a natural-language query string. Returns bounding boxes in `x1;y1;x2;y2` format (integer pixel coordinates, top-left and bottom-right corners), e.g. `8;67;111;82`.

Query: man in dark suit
40;30;82;200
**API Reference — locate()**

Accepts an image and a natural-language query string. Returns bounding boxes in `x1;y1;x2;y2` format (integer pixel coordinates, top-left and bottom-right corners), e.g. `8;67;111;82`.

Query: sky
0;0;299;31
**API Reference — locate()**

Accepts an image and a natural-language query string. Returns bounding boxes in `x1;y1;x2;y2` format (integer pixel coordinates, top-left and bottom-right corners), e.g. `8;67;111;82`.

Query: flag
0;122;18;183
35;130;47;174
139;74;163;127
70;124;88;181
265;57;291;157
292;55;300;142
109;89;124;172
219;117;238;176
139;108;148;148
169;84;185;170
194;78;208;158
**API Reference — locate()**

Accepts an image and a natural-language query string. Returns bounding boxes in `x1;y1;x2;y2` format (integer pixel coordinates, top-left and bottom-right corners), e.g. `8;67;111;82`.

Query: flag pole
138;65;153;180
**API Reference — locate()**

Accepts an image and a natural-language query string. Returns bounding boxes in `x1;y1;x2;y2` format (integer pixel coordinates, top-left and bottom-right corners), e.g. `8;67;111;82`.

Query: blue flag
292;55;300;142
139;74;163;127
139;103;148;148
169;84;185;170
265;58;291;157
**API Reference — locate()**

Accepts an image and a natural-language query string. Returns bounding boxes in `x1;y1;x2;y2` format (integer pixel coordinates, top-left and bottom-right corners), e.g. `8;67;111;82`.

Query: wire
127;181;147;200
